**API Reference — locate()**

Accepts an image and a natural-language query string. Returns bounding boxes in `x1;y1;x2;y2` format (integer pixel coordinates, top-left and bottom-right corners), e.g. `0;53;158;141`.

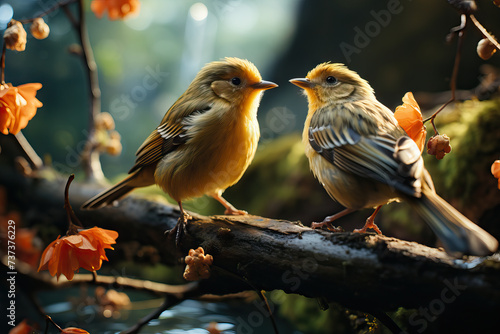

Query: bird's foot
181;212;192;223
310;208;354;231
224;207;247;215
169;213;191;247
212;194;247;216
311;221;343;232
353;218;382;234
353;206;383;234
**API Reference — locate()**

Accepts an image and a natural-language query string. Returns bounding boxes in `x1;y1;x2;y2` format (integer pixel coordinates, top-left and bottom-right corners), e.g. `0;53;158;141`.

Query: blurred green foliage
2;1;500;333
424;99;500;206
2;0;499;183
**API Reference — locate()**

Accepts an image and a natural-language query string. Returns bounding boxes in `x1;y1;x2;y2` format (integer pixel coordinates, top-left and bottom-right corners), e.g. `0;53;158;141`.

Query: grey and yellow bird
290;62;498;256
82;57;277;239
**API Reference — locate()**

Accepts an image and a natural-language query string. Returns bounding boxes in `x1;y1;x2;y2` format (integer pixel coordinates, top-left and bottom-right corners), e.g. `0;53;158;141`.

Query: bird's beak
289;78;314;89
252;80;278;90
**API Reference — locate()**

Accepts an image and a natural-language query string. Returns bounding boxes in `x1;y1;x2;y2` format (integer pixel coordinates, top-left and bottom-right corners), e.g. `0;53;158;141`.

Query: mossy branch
1;162;500;333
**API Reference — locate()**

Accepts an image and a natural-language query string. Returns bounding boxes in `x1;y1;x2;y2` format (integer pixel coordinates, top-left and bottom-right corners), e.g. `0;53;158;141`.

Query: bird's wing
309;107;424;198
128;101;213;174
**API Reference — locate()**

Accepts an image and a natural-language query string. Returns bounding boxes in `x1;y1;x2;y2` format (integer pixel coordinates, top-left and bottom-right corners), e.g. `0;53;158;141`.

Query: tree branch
2;166;499;320
75;0;104;182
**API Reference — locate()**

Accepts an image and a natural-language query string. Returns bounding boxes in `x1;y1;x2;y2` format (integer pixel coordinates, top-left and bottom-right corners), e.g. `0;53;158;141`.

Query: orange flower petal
38;236;60;271
53;242;67;279
0;87;17;135
47;240;63;277
492;160;500;190
0;107;13;134
75;248;103;272
394;92;427;153
90;0;140;20
8;319;34;334
90;0;106;18
0;83;42;135
80;227;118;262
491;160;500;179
80;226;118;249
38;227;117;280
65;234;97;250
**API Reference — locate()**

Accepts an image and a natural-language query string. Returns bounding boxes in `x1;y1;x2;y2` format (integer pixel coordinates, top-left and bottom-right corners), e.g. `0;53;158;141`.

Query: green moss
278;294;348;334
277;293;401;333
424;98;500;204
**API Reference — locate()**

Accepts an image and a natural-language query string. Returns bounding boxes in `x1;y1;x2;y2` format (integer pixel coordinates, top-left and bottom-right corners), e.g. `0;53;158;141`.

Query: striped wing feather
308;106;423;198
128;102;212;174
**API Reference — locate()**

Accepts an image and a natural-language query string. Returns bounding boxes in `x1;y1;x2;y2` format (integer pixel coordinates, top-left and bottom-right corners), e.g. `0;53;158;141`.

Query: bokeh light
189;2;208;22
0;3;14;30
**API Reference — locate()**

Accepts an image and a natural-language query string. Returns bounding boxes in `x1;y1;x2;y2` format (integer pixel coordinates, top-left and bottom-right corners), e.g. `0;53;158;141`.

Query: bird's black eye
231;77;241;85
326;76;338;84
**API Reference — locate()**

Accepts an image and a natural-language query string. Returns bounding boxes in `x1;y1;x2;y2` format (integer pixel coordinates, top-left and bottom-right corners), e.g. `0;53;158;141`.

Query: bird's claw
353;217;382;234
224;208;247;215
169;213;191;247
311;221;343;232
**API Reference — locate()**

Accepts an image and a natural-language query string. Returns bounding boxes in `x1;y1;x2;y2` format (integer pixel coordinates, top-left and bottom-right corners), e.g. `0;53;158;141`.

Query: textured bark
2;166;499;319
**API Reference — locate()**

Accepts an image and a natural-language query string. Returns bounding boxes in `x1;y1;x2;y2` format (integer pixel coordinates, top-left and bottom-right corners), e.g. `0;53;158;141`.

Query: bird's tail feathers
409;191;498;256
81;169;153;210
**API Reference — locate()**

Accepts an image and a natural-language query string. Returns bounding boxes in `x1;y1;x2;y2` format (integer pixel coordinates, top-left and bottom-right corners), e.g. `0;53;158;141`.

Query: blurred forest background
5;0;500;227
2;0;500;332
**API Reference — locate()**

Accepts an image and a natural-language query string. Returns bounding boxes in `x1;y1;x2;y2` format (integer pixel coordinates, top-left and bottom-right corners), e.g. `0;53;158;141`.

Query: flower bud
183;247;213;281
30;18;50;40
3;20;27;51
68;44;83;56
427;134;452;160
109;130;121;140
105;139;122;156
477;38;497;60
95;112;115;130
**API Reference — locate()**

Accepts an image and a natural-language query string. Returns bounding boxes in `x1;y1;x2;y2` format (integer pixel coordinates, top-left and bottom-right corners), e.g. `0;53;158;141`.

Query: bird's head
290;63;374;110
194;57;277;104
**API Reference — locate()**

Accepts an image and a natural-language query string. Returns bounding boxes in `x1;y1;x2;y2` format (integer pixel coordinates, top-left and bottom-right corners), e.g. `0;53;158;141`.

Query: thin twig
122;295;186;334
3;258;200;296
18;0;78;24
73;0;103;182
469;14;500;50
14;132;43;169
212;266;280;333
63;174;84;233
61;3;79;30
1;43;6;84
9;0;104;180
423;11;499;132
423;14;466;135
43;316;49;334
257;290;280;334
45;315;63;332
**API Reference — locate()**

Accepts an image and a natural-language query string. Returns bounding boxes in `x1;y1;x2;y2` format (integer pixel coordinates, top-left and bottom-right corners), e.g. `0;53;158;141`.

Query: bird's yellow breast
154;98;260;202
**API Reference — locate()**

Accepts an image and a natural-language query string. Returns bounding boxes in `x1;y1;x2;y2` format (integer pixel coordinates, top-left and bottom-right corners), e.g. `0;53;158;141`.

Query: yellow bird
83;58;277;240
290;62;498;256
